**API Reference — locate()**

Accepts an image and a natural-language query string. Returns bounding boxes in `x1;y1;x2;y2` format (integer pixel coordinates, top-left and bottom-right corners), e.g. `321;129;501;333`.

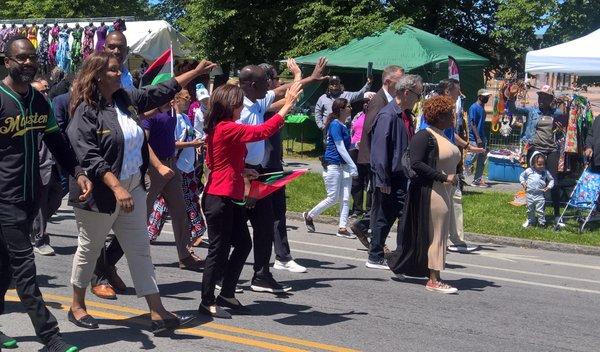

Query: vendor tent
294;25;489;105
127;20;190;61
525;28;600;75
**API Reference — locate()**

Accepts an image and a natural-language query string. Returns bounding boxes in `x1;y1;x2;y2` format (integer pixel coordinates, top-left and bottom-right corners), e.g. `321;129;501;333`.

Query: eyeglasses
407;89;422;97
9;54;38;64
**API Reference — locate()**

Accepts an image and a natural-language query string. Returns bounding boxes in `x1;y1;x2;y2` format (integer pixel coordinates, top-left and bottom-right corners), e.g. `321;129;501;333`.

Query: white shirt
237;90;276;165
175;113;197;174
383;87;393;103
116;107;144;180
193;106;206;140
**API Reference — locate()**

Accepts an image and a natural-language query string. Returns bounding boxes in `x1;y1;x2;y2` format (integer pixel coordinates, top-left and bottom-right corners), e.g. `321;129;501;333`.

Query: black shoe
251;275;292;294
68;309;99;329
302;212;315;232
44;336;78;352
151;314;195;336
0;331;17;349
216;295;250;313
198;303;232;319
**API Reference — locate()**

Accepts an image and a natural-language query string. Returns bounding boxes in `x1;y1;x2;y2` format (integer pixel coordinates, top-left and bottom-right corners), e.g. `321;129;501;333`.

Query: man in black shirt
0;37;92;352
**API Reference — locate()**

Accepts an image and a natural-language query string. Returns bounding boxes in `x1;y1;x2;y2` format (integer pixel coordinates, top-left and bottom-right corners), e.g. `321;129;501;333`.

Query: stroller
555;168;600;232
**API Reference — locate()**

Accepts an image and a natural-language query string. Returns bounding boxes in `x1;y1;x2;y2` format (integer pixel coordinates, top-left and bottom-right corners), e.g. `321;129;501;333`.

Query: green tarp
294;25;489;108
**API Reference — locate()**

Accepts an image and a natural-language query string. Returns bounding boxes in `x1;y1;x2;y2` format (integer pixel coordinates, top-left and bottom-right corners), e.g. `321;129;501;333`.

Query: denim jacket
506;100;560;143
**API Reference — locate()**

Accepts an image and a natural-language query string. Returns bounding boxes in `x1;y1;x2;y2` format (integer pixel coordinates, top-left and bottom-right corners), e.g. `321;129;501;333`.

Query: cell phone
367;62;373;78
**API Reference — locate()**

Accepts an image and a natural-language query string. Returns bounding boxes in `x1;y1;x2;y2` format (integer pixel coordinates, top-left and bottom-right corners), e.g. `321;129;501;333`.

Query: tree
0;0;152;20
545;0;600;45
150;0;188;30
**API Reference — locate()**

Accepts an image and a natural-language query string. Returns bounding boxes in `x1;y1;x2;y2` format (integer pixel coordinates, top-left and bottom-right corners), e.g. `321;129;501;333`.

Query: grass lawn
286;172;600;247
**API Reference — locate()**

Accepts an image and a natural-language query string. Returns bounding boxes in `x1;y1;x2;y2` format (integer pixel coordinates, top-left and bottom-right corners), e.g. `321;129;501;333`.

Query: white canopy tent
126;20;191;61
525;28;600;75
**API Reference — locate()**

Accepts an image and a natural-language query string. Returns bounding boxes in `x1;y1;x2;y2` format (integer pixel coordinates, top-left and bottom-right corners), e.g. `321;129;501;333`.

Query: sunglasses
9;54;38;64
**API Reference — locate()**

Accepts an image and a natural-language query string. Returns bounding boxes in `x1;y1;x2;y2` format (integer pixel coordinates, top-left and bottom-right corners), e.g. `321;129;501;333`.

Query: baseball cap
477;89;492;96
537;84;554;97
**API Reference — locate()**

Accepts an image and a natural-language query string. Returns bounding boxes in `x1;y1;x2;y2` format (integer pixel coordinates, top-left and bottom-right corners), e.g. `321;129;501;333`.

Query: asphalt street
3;201;600;352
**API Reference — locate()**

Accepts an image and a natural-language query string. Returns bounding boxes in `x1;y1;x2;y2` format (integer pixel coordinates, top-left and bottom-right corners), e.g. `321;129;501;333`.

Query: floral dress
95;24;108;52
27;25;38;48
56;28;71;72
82;25;96;60
70;27;83;70
37;26;50;71
48;26;60;67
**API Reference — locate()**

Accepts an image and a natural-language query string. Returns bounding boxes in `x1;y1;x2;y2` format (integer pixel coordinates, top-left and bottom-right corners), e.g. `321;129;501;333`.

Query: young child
520;152;555;227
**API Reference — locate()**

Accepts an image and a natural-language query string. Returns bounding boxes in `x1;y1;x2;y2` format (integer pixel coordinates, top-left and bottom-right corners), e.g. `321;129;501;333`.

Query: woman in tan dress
389;95;460;294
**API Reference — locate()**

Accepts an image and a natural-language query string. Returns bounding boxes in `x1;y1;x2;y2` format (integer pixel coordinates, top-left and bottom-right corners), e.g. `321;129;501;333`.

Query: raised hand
287;58;302;80
310;57;329;81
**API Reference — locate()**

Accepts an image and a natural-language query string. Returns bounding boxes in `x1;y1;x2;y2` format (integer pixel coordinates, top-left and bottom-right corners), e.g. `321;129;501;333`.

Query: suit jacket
357;88;390;165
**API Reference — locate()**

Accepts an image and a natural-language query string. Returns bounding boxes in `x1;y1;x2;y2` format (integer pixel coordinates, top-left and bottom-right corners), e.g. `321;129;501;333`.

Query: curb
286;211;600;257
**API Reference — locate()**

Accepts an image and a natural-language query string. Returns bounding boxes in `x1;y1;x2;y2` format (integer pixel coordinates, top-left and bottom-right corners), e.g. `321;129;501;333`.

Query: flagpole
170;41;174;117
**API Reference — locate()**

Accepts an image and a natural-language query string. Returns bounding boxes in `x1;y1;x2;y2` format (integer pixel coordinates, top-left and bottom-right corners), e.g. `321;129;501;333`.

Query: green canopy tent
294;25;490;109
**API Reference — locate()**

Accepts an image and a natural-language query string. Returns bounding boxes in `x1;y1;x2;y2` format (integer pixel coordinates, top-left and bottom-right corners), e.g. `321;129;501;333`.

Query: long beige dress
427;127;460;271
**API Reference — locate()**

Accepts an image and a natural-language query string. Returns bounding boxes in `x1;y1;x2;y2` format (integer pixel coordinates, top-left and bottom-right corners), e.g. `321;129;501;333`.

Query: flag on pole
237;169;309;205
141;47;173;86
448;56;460;81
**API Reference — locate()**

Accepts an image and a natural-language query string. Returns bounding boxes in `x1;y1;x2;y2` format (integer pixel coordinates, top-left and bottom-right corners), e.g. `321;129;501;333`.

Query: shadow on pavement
282;277;386;293
295;258;357;271
245;300;367;326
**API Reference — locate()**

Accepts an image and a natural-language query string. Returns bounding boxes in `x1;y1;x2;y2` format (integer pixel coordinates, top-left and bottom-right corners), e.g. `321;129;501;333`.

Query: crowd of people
1;26;599;352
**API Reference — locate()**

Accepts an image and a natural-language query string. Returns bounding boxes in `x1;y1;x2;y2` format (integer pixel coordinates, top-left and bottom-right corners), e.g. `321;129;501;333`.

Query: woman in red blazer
199;83;301;318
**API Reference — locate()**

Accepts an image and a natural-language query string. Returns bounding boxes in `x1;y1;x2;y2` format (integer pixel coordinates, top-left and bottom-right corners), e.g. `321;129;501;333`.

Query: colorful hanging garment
95;24;108;52
48;25;59;67
56;27;71;72
82;25;96;60
70;27;83;70
37;25;50;72
27;25;38;48
564;103;579;153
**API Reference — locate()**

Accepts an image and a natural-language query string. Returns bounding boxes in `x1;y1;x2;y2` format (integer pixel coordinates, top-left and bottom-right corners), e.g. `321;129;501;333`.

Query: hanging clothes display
48;25;60;67
27;24;38;48
70;25;83;70
82;24;96;60
95;23;108;52
37;25;50;72
0;25;8;53
18;25;28;37
8;25;19;39
56;26;71;72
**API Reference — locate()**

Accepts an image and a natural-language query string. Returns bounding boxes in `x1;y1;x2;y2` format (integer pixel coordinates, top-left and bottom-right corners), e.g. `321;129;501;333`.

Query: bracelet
75;170;87;179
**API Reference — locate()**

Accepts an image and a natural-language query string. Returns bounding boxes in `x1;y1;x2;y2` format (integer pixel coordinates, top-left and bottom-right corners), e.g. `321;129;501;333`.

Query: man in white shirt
237;59;328;293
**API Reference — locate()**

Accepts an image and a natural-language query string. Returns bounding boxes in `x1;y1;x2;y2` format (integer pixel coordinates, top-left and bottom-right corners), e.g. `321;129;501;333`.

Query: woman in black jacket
389;95;460;294
66;52;215;335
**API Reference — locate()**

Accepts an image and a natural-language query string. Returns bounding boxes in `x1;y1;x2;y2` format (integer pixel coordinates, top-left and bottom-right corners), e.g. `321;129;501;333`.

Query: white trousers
71;173;159;297
308;164;352;228
449;187;466;246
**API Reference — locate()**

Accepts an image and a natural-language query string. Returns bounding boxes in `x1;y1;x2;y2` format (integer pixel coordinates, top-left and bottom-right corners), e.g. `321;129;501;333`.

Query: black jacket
369;101;411;189
67;78;181;213
585;115;600;168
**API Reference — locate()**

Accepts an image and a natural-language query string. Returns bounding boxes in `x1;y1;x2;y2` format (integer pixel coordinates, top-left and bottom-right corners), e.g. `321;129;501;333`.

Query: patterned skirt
148;168;206;242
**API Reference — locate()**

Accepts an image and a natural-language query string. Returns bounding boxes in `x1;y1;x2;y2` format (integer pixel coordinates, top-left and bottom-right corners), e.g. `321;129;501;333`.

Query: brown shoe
179;255;205;271
106;267;127;293
91;284;116;300
350;223;370;249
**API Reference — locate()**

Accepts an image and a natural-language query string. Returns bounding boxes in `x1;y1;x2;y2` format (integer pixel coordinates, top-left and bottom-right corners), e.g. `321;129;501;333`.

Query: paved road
3;202;600;351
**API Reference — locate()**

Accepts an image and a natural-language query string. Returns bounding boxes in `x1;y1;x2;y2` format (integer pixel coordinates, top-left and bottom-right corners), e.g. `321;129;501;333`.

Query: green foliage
545;0;600;45
150;0;188;30
0;0;152;19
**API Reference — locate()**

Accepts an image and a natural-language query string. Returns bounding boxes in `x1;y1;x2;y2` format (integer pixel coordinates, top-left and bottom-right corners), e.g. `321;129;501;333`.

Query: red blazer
204;114;284;200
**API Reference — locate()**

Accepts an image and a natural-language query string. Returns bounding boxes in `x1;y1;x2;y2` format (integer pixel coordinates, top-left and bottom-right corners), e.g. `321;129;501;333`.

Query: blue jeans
368;179;407;262
465;141;487;183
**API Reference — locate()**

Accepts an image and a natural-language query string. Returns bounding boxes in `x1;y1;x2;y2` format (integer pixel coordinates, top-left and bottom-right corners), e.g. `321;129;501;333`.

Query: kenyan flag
141;48;173;86
237;169;309;205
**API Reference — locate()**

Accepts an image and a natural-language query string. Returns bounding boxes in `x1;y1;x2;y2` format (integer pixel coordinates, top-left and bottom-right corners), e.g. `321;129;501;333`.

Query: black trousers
0;202;60;344
527;148;561;217
351;166;374;234
351;162;372;214
368;179;408;262
201;194;252;305
272;187;292;262
92;236;123;285
32;168;67;246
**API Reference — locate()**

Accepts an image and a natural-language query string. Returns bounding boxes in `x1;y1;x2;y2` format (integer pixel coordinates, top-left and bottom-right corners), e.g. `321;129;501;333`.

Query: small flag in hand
246;169;309;202
141;48;173;86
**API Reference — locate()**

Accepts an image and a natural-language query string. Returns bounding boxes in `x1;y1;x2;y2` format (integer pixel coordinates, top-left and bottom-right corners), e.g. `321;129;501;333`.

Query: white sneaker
365;259;390;270
555;217;566;228
522;220;531;228
425;281;458;294
215;283;244;293
447;244;479;253
273;260;307;273
34;244;55;256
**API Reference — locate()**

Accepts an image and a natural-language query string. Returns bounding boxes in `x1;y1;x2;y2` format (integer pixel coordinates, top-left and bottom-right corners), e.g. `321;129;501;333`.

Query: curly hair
423;95;455;127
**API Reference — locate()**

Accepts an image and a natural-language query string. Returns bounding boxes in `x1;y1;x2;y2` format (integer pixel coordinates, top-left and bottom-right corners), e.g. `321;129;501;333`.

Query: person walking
0;36;92;352
366;74;422;270
465;89;492;187
303;98;358;238
314;76;371;130
199;83;301;318
66;52;214;334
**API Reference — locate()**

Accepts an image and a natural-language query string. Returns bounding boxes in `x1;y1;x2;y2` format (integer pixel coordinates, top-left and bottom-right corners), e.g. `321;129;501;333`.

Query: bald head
239;65;269;101
104;31;128;65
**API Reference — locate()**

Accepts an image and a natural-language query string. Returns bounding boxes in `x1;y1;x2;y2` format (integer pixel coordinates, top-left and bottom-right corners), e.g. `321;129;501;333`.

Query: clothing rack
0;17;135;25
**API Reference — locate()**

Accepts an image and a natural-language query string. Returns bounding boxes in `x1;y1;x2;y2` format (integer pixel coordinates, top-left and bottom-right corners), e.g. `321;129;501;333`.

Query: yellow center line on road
6;291;360;352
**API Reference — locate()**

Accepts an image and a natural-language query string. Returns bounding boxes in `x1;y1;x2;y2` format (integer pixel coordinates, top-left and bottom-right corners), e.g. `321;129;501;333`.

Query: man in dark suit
351;65;404;247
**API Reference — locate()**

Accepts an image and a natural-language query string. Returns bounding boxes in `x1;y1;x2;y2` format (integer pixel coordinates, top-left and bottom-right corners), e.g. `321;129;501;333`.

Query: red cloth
402;110;415;140
204;114;284;200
